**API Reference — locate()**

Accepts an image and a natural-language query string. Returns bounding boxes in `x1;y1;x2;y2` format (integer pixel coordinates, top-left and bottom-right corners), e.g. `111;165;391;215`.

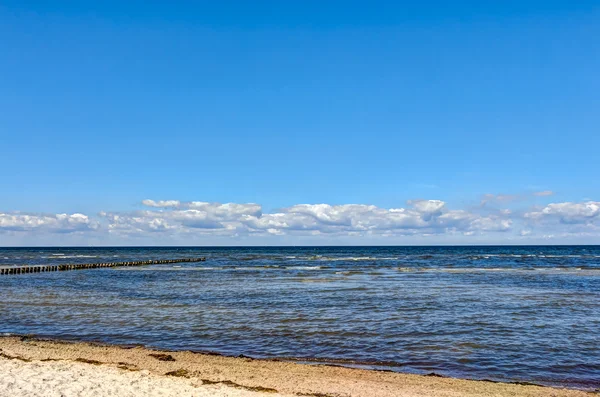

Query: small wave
395;267;600;274
335;270;365;276
467;254;594;260
119;266;222;271
232;266;279;271
286;266;323;270
298;278;336;283
310;256;398;261
238;255;287;261
43;255;99;259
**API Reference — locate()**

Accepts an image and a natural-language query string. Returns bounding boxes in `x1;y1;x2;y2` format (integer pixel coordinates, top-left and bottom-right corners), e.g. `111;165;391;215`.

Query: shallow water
1;246;599;389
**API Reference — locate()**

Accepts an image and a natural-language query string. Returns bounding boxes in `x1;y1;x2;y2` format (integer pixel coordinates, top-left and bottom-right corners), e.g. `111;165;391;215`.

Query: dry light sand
0;336;595;397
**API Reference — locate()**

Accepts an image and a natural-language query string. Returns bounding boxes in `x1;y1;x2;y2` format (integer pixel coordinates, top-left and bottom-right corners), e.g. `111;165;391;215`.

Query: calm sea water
1;246;599;389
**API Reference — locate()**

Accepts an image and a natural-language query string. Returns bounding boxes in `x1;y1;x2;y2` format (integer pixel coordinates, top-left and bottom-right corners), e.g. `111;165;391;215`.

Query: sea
1;246;599;390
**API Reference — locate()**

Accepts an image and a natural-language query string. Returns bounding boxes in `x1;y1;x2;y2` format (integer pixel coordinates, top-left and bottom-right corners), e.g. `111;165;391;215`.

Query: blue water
1;246;599;390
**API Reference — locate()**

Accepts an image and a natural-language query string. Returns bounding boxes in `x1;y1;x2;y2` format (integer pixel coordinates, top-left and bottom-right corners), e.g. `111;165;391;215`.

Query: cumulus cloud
99;199;514;238
0;213;99;233
141;200;181;208
525;201;600;224
469;217;512;232
141;200;262;216
100;201;262;236
4;198;600;243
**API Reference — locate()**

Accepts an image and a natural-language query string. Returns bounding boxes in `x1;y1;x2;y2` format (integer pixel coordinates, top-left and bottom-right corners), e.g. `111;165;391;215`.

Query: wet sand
0;336;594;397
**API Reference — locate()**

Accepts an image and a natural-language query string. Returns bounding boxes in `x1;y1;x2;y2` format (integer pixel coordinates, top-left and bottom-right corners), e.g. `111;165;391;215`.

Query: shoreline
0;335;595;397
0;333;577;388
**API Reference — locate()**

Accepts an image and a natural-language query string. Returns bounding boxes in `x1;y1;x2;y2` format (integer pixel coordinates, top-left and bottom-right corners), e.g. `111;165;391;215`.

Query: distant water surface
1;246;599;390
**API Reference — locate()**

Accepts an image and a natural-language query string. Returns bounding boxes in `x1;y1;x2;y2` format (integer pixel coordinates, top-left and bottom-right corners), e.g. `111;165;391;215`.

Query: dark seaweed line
0;257;206;276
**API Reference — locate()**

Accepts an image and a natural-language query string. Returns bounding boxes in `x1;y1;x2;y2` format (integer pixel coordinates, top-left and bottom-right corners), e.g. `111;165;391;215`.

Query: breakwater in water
0;257;206;275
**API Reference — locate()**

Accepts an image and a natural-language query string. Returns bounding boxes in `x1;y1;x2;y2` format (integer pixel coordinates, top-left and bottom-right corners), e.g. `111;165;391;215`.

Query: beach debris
116;361;139;371
201;379;278;393
75;358;103;365
149;353;176;362
165;368;190;377
425;372;445;377
0;351;32;362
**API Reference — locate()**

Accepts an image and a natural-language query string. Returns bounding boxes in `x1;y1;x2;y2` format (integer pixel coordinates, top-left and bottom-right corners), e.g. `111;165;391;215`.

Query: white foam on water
42;255;99;259
314;256;398;261
286;266;323;270
394;267;599;274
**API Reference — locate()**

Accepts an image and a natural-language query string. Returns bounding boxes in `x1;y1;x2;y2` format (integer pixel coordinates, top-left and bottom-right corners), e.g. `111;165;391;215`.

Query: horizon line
1;244;599;248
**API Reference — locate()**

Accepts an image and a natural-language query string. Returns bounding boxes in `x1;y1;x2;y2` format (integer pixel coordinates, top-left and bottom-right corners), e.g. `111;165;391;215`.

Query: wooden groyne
0;257;206;276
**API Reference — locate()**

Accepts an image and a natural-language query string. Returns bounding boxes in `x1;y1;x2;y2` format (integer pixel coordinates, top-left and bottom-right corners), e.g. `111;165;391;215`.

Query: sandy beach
0;336;594;397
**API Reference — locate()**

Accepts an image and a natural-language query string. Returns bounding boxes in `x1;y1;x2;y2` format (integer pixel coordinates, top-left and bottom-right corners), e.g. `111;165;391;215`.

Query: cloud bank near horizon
1;194;599;245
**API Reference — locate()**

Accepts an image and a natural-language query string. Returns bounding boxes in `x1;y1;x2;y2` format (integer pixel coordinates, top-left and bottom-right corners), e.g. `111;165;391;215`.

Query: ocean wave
231;266;280;271
298;277;337;283
335;270;365;276
466;254;595;260
119;266;223;271
286;266;323;270
308;256;398;261
237;255;288;261
395;267;600;274
42;255;100;259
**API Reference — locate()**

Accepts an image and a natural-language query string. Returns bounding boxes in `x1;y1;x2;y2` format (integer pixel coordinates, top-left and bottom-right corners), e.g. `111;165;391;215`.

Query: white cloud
141;199;181;208
407;199;446;214
100;201;262;236
184;202;262;219
0;213;99;233
100;199;514;238
3;198;600;244
525;201;600;224
141;200;262;217
469;217;512;232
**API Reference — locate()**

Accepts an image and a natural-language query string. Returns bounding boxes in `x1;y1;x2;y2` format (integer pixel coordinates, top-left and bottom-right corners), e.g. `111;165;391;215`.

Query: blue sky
1;1;599;245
